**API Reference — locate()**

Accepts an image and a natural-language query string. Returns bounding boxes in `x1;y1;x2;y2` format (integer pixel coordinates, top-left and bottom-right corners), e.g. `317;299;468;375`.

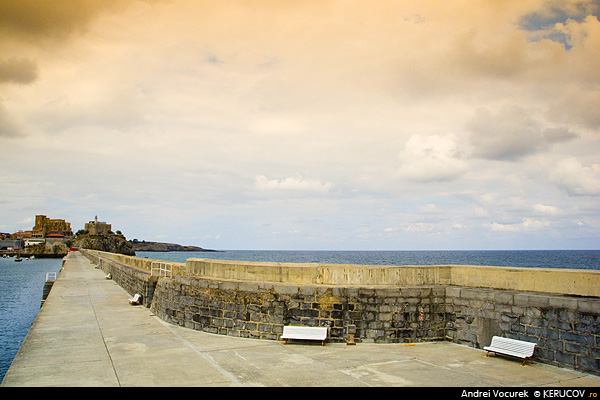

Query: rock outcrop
21;238;70;258
70;234;135;256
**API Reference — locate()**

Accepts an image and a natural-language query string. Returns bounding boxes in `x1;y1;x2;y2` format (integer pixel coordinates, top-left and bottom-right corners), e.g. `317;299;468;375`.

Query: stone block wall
446;287;600;373
86;252;156;307
151;276;447;343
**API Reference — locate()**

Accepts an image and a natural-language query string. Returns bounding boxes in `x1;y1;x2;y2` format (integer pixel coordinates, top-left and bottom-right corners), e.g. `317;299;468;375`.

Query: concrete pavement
2;251;599;387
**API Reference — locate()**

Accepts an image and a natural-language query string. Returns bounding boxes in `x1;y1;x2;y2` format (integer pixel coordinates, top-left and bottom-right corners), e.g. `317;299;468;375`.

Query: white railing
45;272;57;281
151;261;172;278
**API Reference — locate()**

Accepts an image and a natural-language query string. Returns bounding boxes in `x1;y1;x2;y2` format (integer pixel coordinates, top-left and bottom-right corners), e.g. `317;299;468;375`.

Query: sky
1;0;599;251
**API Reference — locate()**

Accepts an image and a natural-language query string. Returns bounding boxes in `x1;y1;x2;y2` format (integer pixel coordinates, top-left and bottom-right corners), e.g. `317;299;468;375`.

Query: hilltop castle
84;216;112;235
11;214;73;239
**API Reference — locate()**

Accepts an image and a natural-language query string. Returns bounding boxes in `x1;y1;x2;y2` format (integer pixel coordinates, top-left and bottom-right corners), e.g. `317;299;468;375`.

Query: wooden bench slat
281;326;328;345
484;336;536;365
486;346;532;358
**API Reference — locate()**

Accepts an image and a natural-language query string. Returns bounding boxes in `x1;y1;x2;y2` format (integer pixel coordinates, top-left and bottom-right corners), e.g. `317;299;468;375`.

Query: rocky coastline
10;236;214;258
20;238;70;258
71;234;135;256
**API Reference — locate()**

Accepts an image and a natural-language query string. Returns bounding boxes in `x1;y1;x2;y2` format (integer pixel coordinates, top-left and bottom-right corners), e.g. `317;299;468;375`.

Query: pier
2;251;599;386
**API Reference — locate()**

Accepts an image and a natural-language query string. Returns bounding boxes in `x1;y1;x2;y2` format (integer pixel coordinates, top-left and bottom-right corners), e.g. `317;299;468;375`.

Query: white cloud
533;203;560;215
419;203;442;214
397;134;468;182
474;207;490;218
402;223;437;233
488;218;551;232
550;157;600;196
255;174;334;193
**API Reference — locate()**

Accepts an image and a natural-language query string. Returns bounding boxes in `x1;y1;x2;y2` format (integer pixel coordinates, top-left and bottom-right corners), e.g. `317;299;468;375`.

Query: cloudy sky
1;0;599;250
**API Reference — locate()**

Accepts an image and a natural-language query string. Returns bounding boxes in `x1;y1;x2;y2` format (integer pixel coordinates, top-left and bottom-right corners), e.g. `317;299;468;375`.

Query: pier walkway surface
2;251;599;387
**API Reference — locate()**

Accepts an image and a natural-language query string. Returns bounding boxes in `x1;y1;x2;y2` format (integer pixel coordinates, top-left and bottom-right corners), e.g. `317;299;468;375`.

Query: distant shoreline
1;251;65;259
129;240;217;252
136;248;219;252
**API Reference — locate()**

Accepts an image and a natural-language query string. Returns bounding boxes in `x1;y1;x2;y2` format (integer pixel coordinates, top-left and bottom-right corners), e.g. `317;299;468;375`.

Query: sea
0;256;63;382
1;249;599;382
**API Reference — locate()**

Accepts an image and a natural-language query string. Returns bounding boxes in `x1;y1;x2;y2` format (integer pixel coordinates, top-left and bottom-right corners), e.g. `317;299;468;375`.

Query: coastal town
0;214;211;259
0;214;121;259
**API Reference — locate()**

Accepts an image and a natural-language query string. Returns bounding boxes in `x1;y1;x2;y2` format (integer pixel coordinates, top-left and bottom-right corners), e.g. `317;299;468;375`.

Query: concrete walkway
2;251;599;387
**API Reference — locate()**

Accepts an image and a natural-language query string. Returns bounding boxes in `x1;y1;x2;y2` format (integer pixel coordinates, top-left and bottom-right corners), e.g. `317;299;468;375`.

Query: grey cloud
0;103;23;138
0;58;38;84
453;30;529;79
466;105;578;161
547;86;600;129
0;0;131;40
541;127;579;143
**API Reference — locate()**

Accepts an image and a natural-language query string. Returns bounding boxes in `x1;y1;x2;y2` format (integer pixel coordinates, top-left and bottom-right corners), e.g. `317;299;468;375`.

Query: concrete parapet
449;265;600;298
81;250;600;297
187;259;600;297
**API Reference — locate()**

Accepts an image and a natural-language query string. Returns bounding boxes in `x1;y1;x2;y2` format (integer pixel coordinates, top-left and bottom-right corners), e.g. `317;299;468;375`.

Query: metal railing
45;272;57;281
151;261;173;278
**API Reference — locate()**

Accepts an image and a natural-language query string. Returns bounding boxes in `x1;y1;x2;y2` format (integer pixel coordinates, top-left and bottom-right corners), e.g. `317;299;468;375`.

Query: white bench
128;293;142;305
281;326;328;346
484;336;536;365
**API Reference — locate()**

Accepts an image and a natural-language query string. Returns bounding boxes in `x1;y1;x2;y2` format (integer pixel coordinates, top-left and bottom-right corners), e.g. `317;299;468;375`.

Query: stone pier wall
445;287;599;374
79;250;600;375
151;277;447;343
84;251;167;307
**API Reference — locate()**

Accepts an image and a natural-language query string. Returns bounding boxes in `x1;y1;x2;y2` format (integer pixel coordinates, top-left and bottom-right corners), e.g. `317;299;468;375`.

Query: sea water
0;256;63;382
1;249;598;382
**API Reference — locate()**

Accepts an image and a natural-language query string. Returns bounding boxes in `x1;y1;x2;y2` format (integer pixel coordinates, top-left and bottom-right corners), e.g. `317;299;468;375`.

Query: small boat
15;256;22;262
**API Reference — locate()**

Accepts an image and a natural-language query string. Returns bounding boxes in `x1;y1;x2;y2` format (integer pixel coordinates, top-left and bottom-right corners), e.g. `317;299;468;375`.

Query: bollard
347;324;356;346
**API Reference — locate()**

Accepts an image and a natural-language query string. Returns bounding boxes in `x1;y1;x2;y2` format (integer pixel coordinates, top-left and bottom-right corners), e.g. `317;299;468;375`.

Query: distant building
12;215;73;239
33;215;73;237
10;230;31;239
85;216;112;235
24;238;45;247
0;238;24;251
